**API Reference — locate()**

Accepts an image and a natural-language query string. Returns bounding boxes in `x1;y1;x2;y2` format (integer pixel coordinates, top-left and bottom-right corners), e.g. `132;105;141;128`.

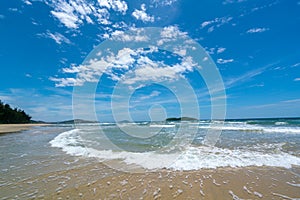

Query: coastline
2;161;299;199
0;123;50;134
48;165;300;199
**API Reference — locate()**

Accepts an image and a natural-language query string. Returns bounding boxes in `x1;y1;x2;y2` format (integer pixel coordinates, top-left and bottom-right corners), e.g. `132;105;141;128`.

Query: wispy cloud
292;62;300;67
110;28;149;42
205;47;226;55
132;4;155;23
37;31;71;45
282;98;300;103
201;16;233;32
223;0;247;4
246;27;269;34
294;78;300;81
217;47;226;54
0;14;4;19
151;0;177;6
224;65;270;88
139;91;161;100
217;58;234;64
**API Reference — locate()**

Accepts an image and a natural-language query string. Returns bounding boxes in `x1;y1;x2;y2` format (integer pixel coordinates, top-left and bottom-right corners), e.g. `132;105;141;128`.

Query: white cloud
282;98;300;103
132;4;155;23
51;10;81;29
48;0;128;29
25;74;32;78
294;78;300;81
217;58;234;64
217;47;226;54
38;31;71;45
50;47;137;87
157;26;188;45
0;15;4;19
222;0;246;5
24;0;32;5
225;65;271;88
140;91;161;100
97;0;128;14
292;62;300;67
205;47;226;55
51;46;197;87
247;27;269;33
201;16;233;32
110;28;149;42
151;0;177;6
122;57;192;85
8;8;19;12
201;21;213;28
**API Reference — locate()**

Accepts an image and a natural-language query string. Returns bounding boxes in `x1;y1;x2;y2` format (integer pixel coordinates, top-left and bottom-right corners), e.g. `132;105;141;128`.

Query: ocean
50;118;300;170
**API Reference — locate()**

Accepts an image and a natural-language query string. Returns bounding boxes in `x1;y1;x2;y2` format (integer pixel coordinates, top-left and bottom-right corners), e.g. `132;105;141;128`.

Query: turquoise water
50;118;300;170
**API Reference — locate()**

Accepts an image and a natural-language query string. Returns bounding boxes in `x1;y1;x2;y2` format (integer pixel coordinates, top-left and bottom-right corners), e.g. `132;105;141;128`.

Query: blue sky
0;0;299;122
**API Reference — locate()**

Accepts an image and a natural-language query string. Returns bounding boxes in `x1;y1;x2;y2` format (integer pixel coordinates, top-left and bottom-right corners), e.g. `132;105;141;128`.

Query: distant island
53;119;99;124
165;117;198;122
0;100;31;124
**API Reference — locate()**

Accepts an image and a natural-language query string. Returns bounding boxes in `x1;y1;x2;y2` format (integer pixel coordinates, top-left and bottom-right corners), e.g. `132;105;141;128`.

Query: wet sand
0;124;50;134
2;161;300;199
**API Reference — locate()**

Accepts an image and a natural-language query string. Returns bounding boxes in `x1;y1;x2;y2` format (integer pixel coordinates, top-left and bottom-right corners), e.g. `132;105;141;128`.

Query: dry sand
2;161;300;199
0;124;50;134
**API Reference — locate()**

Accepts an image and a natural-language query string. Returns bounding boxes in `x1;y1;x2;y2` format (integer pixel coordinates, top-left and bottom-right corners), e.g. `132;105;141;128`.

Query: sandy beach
48;165;300;200
0;124;50;134
2;161;300;199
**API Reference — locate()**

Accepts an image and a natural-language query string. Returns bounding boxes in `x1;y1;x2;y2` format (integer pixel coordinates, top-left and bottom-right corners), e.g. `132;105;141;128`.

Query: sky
0;0;300;122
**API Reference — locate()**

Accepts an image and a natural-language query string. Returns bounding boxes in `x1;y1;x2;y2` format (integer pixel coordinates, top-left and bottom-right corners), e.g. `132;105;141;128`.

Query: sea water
50;118;300;170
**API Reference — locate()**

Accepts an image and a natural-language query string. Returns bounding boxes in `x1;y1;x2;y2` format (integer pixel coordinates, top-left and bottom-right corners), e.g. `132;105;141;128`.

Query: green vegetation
0;100;31;124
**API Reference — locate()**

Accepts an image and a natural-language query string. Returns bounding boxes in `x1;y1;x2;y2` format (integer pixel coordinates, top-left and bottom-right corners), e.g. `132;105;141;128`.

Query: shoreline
0;123;50;134
48;165;300;199
2;161;299;199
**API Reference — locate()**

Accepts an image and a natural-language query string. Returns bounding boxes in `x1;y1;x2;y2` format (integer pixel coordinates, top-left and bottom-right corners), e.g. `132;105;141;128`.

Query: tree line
0;100;31;124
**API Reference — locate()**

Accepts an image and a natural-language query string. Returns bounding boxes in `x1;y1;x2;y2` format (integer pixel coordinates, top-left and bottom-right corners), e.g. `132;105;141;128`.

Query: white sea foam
150;124;176;128
198;124;300;134
50;129;300;170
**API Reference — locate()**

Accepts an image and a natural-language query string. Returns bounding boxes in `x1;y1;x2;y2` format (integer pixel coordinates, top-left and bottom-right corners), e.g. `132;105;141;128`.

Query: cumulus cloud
51;46;197;87
246;27;269;33
50;27;200;87
157;26;188;45
48;0;128;29
37;31;71;44
217;58;234;64
132;4;154;23
97;0;128;14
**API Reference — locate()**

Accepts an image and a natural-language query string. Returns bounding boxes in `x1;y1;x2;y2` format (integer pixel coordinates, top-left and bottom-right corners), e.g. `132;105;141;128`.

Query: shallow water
50;119;300;170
